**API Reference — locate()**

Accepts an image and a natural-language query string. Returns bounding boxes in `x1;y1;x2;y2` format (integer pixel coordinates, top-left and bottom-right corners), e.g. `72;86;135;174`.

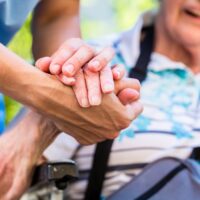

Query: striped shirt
44;11;200;199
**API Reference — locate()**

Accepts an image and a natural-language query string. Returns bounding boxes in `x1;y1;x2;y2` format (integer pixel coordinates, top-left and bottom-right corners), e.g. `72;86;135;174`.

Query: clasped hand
36;38;142;108
35;38;143;144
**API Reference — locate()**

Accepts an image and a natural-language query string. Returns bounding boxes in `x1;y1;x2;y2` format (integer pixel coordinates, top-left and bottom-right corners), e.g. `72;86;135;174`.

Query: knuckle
82;44;94;56
97;47;115;67
103;65;111;73
53;54;66;62
132;79;141;90
72;56;82;67
122;120;131;129
77;68;84;76
64;38;83;50
65;45;77;53
117;117;132;130
72;45;94;67
98;57;108;67
83;67;93;76
67;37;82;45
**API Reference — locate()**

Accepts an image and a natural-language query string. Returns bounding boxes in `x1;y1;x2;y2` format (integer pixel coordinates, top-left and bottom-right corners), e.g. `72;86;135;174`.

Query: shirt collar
149;53;188;72
117;10;157;67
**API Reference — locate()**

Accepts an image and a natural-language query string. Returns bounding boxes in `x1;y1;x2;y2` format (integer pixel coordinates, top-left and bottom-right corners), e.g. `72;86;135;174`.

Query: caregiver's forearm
0;43;65;110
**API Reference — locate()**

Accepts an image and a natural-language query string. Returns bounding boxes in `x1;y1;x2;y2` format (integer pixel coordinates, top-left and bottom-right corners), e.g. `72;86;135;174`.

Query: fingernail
90;61;100;70
63;64;74;75
51;64;60;74
103;83;114;93
60;49;70;58
115;71;121;79
81;98;89;108
62;76;76;85
90;96;101;106
68;78;76;85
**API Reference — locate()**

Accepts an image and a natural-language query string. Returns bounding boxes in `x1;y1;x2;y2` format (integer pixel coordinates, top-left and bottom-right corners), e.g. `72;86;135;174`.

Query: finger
84;66;102;106
112;64;126;80
57;74;76;86
126;100;143;120
62;44;95;77
73;69;90;108
100;65;114;94
118;88;140;105
50;49;75;75
35;57;52;73
6;162;31;200
114;78;141;95
50;38;84;75
87;47;115;72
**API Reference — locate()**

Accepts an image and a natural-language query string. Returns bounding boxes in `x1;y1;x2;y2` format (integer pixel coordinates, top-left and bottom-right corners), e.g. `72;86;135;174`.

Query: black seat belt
84;25;155;200
84;140;114;200
129;25;154;82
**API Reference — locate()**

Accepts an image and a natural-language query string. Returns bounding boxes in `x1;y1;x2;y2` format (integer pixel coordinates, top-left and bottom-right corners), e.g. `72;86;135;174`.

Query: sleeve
43;132;79;161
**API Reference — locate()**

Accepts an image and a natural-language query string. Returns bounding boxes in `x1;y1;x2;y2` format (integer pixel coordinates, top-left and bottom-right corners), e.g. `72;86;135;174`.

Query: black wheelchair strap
84;140;114;200
129;25;154;82
84;25;154;200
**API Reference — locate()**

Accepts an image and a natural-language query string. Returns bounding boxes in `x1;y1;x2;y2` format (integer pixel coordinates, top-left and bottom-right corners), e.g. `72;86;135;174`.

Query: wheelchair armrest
30;160;79;191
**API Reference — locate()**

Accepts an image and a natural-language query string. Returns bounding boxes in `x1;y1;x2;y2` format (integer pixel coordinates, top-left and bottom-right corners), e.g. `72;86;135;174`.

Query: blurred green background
5;0;157;124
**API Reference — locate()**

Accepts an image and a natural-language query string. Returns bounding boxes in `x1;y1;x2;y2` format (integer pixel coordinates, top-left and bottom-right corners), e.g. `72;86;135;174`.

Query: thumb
114;78;141;105
114;78;141;95
35;57;52;73
118;88;140;105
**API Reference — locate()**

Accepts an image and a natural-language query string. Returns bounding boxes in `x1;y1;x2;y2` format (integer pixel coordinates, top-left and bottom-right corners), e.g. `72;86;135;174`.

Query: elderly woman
37;0;200;199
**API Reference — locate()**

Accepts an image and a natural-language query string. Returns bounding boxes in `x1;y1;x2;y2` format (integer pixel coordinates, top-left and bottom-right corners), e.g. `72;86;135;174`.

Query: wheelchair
21;160;78;200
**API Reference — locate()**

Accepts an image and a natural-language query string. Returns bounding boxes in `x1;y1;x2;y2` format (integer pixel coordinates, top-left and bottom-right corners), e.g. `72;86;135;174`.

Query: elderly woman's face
160;0;200;46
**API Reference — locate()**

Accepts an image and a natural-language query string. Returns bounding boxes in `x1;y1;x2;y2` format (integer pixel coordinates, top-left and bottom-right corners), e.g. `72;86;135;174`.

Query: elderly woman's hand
52;77;142;145
36;38;128;107
0;111;59;200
